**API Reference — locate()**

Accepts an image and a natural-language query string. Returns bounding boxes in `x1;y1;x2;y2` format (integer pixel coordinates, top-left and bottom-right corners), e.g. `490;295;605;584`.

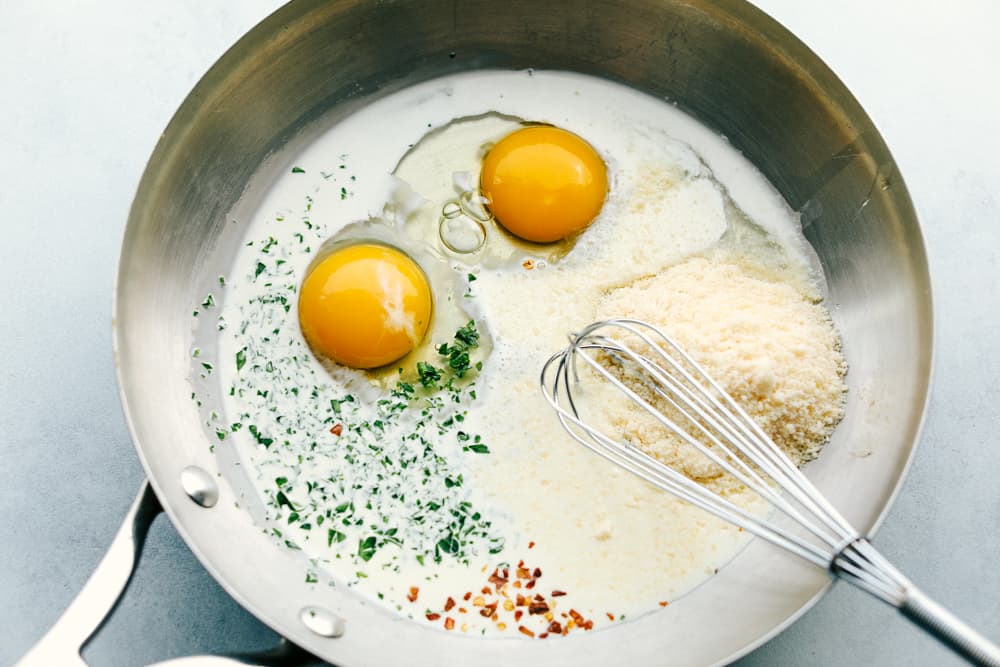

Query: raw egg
298;243;432;369
480;126;607;243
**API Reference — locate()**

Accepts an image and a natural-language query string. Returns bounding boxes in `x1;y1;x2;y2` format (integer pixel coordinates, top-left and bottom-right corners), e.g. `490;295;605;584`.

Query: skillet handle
16;480;321;667
17;480;163;667
145;640;319;667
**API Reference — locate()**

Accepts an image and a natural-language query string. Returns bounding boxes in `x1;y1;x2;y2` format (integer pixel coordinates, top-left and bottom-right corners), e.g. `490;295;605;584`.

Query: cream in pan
199;70;845;637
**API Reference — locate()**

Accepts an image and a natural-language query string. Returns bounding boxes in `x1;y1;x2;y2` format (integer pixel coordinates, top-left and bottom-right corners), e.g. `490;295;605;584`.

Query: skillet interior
115;1;932;664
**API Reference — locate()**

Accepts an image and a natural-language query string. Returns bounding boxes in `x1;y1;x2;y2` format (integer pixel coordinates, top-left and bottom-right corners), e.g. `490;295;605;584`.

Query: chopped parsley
198;184;501;589
358;536;378;561
247;321;499;565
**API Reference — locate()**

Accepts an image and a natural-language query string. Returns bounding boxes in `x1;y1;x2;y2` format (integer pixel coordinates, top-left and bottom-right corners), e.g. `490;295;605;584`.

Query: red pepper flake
518;625;535;637
517;559;525;568
488;569;508;590
458;607;468;614
658;601;669;607
547;620;563;634
584;620;594;631
463;592;472;601
481;586;492;595
516;594;528;607
426;613;441;621
533;594;544;602
444;597;456;612
606;612;615;622
569;609;584;624
532;567;542;578
528;602;550;615
528;541;536;549
525;579;536;590
503;567;509;578
444;617;455;630
514;610;523;622
406;586;419;603
513;580;522;589
539;632;549;639
551;590;567;597
330;423;343;436
516;567;531;579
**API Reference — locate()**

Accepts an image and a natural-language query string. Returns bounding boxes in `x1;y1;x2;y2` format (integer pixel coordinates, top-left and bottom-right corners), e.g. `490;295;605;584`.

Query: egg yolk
298;244;432;369
480;126;607;243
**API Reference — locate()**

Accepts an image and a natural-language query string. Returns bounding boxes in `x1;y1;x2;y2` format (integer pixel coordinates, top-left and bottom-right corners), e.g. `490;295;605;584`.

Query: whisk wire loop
545;348;832;566
551;320;855;552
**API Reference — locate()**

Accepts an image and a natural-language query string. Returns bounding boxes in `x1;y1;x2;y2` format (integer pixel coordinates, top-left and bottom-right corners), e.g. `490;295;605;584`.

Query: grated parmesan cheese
596;256;847;492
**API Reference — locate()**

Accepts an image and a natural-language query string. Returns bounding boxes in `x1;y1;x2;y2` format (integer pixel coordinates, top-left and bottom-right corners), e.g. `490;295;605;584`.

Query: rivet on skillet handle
15;480;322;667
300;606;346;638
181;465;220;508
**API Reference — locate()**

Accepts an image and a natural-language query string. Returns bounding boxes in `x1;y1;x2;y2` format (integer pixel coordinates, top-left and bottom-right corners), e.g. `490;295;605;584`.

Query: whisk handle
900;587;1000;667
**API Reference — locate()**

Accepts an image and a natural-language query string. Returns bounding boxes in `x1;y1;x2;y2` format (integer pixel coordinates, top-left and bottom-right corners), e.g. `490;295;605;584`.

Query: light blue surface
2;1;998;665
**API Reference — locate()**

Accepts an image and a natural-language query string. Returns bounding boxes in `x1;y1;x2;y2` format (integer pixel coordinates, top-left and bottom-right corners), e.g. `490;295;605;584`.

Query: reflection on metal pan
20;1;932;665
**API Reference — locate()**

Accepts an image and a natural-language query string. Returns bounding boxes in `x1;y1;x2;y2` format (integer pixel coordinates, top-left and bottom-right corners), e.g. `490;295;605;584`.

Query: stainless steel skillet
19;0;932;665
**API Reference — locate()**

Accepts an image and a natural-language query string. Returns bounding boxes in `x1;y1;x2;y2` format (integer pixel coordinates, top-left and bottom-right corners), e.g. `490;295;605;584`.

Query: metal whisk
540;318;1000;666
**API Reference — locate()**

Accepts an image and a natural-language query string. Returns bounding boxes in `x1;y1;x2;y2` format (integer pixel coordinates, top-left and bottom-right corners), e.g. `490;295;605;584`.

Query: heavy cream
200;69;836;637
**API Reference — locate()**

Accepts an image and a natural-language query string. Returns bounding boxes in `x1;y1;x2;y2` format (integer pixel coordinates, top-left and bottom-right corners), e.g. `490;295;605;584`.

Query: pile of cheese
596;256;847;493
